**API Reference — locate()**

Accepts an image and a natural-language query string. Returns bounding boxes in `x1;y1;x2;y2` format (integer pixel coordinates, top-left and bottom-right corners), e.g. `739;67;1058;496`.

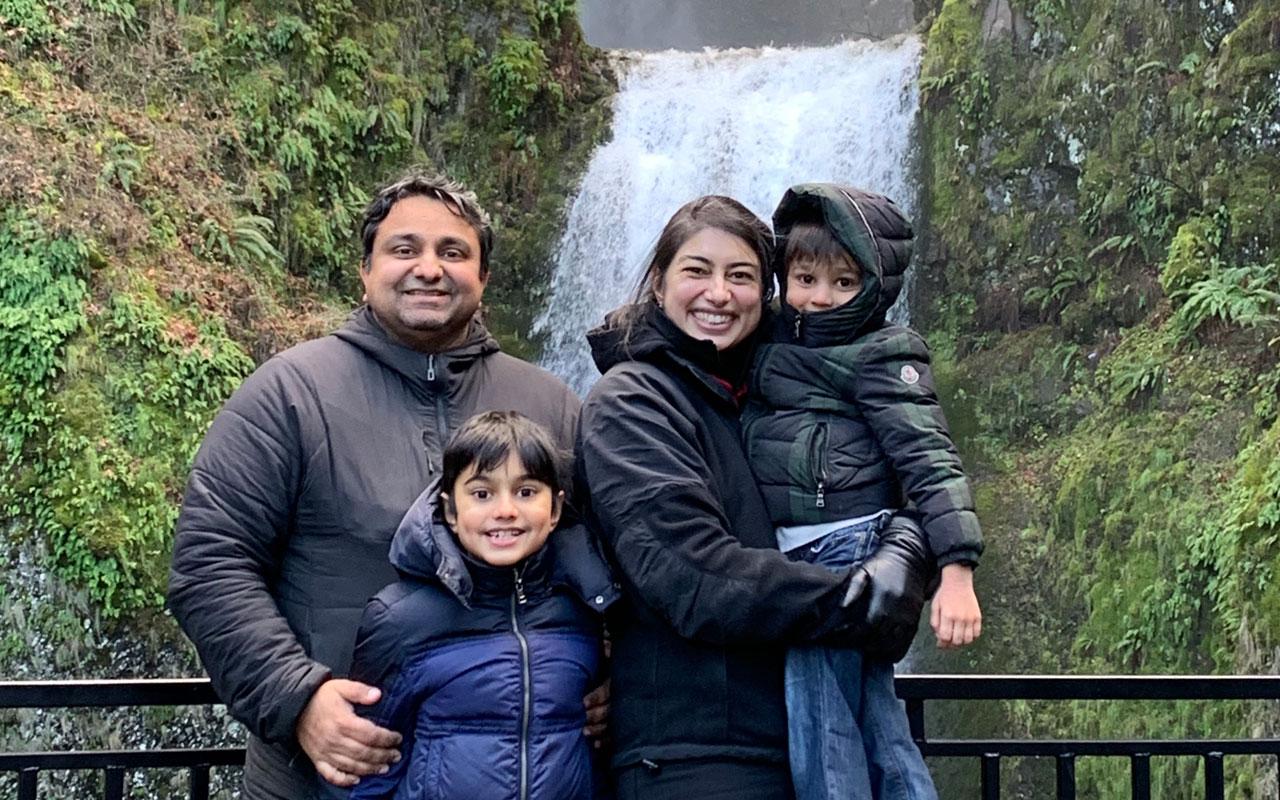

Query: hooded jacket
337;482;617;800
577;304;936;771
167;306;580;797
742;183;983;567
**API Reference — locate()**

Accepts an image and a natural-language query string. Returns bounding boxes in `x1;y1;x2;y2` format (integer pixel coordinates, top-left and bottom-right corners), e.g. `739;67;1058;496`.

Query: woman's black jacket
577;306;934;771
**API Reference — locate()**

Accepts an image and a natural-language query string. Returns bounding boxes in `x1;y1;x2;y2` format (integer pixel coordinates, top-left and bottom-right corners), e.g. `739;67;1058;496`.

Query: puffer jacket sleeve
849;328;983;567
167;358;330;743
337;597;419;800
579;366;862;646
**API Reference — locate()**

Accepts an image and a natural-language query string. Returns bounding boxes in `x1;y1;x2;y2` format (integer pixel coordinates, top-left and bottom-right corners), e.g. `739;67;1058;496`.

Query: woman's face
654;227;763;351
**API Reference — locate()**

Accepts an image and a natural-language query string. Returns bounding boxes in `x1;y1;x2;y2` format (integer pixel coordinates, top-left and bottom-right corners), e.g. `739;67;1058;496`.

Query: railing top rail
895;674;1280;700
3;674;1280;709
0;678;220;709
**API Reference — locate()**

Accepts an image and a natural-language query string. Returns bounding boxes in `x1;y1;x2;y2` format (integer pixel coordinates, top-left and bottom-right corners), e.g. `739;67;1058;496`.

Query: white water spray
534;36;924;395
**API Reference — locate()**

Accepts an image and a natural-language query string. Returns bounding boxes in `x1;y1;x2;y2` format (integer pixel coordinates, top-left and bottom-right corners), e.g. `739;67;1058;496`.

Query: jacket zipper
511;566;531;800
427;354;450;469
810;422;829;508
794;311;803;340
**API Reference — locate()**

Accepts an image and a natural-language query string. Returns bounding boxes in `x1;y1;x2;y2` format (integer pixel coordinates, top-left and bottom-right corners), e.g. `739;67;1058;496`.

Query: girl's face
653;227;763;351
443;453;563;567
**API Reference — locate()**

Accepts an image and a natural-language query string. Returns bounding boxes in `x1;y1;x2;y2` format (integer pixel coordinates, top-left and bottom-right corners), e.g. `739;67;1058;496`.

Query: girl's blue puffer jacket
339;479;619;800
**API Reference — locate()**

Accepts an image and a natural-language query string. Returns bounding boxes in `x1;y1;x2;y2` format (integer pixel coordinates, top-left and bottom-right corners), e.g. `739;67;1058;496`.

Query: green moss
918;3;1280;793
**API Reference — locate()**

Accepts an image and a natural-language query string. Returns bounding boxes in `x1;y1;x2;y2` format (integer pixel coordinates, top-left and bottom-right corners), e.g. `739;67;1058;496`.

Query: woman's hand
931;564;982;649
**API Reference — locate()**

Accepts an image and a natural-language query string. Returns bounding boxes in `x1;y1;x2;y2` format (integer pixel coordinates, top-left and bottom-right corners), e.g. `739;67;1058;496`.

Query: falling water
534;35;924;395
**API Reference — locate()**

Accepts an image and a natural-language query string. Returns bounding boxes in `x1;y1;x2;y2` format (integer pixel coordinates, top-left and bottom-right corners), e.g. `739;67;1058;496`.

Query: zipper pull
794;312;803;339
816;481;826;509
427;354;435;383
514;568;528;605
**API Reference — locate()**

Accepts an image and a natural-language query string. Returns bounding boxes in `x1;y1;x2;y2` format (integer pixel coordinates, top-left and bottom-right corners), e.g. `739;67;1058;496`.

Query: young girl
743;183;984;800
339;411;616;800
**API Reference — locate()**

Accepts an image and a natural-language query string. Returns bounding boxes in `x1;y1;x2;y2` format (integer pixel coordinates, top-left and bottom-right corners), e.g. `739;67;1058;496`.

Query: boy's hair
440;411;567;497
782;221;861;276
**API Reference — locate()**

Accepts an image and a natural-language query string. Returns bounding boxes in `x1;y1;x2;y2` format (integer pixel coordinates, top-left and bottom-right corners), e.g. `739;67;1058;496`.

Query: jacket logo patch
899;365;920;385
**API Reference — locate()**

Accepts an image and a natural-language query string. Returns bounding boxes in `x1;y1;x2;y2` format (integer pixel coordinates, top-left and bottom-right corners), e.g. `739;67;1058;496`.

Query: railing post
1130;753;1151;800
981;753;1001;800
18;767;38;800
104;766;125;800
906;698;926;743
1055;753;1076;800
190;764;211;800
1204;752;1224;800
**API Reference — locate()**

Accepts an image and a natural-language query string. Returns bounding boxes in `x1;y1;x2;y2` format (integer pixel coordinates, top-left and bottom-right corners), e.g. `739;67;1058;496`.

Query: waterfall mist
534;36;924;395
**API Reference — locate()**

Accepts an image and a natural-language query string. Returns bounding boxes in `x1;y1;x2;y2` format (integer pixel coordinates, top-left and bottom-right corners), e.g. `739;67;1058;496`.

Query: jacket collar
777;296;887;347
587;303;763;407
389;478;619;611
332;306;500;387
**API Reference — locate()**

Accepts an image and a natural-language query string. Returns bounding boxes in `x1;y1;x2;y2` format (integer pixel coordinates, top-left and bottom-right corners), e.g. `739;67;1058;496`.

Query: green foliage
197;214;284;273
920;2;1280;793
1094;323;1173;405
0;210;88;461
1172;261;1280;335
486;34;559;128
0;0;61;50
1;208;254;614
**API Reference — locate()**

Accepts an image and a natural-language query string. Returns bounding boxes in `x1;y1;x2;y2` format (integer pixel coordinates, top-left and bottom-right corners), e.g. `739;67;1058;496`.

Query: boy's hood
389;478;619;611
773;183;914;345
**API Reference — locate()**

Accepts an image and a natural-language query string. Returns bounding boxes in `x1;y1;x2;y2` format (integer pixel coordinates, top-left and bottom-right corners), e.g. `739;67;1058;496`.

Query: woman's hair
632;195;776;305
781;222;860;277
440;411;568;497
611;195;774;343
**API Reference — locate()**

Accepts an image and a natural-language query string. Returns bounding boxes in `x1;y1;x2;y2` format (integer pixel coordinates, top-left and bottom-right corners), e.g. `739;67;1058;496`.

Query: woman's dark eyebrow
676;254;712;264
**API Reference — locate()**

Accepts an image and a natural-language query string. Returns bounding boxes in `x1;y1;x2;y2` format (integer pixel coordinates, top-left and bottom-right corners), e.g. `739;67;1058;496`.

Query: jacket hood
389;478;619;611
587;303;766;400
773;183;914;344
332;305;500;383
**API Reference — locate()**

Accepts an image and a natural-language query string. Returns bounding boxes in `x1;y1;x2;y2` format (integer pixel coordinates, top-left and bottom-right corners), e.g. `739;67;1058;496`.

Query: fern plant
1172;262;1280;335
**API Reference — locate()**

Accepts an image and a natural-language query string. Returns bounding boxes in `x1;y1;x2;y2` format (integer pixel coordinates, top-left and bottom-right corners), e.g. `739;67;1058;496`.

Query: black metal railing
897;675;1280;800
2;675;1279;799
0;679;242;800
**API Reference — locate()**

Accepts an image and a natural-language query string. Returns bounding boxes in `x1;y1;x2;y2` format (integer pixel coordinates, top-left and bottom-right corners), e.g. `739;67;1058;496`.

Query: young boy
338;411;616;800
742;183;984;800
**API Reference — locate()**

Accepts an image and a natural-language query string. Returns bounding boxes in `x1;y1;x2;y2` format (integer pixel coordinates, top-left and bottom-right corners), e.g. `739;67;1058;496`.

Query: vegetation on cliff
914;0;1279;795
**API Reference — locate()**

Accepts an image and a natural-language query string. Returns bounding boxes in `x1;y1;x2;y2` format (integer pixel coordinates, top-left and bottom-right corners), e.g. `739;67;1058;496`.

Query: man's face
361;195;487;352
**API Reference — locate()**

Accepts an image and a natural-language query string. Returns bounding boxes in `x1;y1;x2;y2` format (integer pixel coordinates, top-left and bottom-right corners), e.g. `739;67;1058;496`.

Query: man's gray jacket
167;306;580;797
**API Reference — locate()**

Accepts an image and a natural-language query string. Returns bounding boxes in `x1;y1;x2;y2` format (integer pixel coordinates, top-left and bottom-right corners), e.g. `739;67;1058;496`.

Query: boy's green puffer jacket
742;183;983;568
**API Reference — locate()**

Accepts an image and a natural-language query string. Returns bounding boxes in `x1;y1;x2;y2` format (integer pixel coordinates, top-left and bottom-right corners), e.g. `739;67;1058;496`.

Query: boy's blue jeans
784;515;938;800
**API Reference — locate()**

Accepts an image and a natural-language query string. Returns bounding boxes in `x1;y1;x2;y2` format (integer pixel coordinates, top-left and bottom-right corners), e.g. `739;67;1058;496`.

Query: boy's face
785;256;864;313
442;453;562;568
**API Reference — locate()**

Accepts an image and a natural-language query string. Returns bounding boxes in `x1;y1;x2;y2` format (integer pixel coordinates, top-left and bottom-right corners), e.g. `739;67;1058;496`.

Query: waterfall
534;35;924;395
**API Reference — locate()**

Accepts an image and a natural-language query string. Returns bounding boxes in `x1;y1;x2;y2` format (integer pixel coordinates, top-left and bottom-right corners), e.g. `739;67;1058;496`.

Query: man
169;172;598;798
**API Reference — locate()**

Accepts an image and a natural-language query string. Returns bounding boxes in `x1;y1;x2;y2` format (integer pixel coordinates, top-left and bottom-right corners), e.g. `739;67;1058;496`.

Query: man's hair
440;411;568;499
781;221;860;277
360;170;494;276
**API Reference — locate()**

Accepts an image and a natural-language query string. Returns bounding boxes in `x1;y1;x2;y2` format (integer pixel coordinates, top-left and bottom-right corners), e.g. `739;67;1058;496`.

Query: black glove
830;511;938;661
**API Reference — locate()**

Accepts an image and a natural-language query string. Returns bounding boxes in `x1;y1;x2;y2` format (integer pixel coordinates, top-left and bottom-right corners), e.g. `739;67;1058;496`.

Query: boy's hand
297;679;403;787
931;564;982;649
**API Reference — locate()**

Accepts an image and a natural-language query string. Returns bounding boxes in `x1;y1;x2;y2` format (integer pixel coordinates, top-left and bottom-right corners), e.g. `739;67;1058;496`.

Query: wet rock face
577;0;915;50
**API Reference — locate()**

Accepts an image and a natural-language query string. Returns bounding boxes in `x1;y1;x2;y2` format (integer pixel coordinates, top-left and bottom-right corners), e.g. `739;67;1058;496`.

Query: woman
577;196;933;798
